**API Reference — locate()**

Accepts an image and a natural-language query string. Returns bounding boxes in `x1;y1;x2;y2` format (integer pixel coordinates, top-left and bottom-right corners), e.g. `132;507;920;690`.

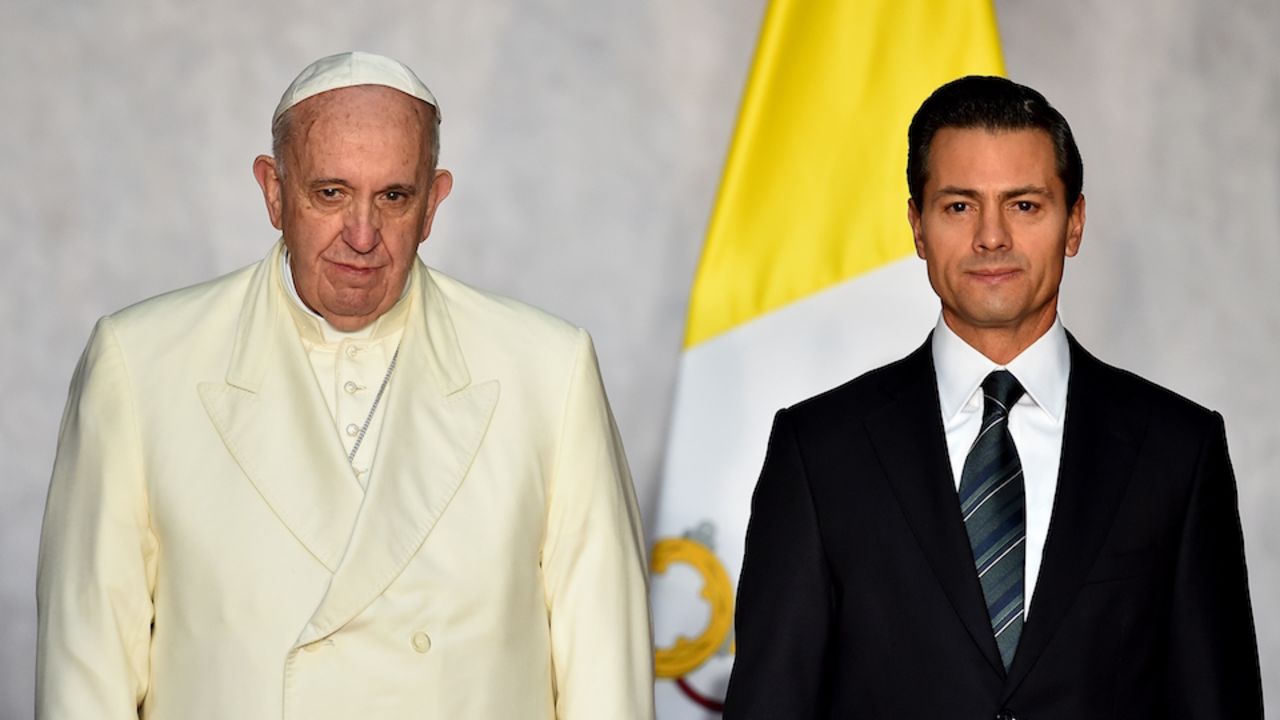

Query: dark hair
906;75;1083;209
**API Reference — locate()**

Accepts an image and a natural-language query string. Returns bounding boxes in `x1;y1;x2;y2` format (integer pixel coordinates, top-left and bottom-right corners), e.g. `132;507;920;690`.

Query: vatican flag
650;1;1005;715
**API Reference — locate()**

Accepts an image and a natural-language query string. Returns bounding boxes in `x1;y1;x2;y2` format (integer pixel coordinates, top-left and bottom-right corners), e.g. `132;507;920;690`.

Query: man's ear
908;198;927;259
419;168;454;244
253;155;284;231
1065;194;1086;257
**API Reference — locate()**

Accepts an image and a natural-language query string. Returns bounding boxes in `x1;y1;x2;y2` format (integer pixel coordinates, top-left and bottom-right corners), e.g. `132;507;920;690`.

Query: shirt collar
278;247;413;346
931;314;1071;424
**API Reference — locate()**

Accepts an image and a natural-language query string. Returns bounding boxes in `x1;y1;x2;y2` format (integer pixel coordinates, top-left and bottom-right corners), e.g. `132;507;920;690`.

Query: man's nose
974;206;1011;252
343;200;381;252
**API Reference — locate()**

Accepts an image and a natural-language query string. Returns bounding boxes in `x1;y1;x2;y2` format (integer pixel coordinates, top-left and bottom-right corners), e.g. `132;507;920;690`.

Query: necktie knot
982;370;1025;419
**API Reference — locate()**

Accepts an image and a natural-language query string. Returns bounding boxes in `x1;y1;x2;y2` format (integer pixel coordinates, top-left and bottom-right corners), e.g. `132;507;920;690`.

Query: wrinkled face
908;127;1084;345
253;85;452;331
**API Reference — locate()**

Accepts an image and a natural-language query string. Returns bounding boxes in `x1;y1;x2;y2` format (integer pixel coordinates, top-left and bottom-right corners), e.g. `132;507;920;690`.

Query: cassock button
411;631;431;653
345;423;360;437
345;345;361;359
344;381;360;394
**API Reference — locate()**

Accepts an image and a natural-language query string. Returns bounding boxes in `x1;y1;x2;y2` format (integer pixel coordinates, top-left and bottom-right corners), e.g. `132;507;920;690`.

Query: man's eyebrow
932;186;981;201
1000;185;1054;201
930;185;1055;201
308;178;352;189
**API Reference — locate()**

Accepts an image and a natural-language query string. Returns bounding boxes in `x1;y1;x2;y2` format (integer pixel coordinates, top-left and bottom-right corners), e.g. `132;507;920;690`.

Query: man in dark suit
722;76;1262;719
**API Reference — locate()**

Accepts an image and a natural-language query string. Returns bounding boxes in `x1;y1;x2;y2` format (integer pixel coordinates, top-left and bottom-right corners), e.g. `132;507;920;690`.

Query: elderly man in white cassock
36;52;654;720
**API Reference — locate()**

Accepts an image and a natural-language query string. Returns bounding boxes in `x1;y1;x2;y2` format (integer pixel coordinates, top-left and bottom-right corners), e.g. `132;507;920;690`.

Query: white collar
931;315;1070;425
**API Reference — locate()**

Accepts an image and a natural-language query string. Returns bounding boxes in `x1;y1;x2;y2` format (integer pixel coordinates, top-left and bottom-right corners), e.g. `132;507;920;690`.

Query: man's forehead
925;128;1062;196
274;51;439;126
293;85;432;127
930;128;1057;171
285;89;432;179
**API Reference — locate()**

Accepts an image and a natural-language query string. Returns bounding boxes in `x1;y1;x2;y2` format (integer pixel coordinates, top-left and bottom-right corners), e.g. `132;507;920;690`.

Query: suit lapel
297;264;498;646
864;340;1007;678
1002;336;1149;696
199;243;363;572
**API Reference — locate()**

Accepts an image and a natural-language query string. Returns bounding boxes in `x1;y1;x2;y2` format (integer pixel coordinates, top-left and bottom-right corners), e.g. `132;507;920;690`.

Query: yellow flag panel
685;0;1005;348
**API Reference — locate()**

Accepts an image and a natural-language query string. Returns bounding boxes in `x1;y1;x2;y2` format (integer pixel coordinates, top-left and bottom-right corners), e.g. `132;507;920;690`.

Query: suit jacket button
411;631;431;653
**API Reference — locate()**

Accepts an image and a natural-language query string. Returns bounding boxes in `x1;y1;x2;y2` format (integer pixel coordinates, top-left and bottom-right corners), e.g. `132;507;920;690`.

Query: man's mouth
326;259;384;275
968;267;1022;284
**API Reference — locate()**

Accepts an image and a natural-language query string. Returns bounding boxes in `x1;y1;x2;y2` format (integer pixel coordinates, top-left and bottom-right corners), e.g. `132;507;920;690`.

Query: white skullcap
272;51;439;125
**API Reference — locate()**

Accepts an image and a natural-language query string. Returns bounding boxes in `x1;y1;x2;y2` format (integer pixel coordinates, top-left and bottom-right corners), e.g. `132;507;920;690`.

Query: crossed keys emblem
651;524;736;710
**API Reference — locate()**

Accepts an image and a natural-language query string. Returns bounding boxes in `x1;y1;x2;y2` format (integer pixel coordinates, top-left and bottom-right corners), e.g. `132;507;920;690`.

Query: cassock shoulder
425;265;582;353
91;260;260;370
422;265;597;410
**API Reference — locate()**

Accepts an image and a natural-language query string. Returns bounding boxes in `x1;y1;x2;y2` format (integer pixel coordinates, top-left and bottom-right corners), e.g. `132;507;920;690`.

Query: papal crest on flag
649;1;1005;715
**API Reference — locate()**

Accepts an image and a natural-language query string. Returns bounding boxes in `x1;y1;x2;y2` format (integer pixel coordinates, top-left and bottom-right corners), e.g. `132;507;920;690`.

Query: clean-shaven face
254;85;452;331
908;127;1084;346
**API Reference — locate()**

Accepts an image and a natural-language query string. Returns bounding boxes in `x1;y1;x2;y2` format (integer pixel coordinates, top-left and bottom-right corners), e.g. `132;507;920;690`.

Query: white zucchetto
273;51;439;124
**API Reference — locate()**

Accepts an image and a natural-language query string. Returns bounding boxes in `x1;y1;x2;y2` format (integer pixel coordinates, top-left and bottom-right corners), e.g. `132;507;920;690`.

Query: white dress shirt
931;315;1070;617
280;251;408;488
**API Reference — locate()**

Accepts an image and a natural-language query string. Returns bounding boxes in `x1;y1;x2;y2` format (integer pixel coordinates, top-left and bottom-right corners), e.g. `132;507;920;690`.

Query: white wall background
1;0;1275;714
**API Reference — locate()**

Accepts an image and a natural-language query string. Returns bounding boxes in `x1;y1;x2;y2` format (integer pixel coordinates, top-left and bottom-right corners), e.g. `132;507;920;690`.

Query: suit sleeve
541;329;654;720
36;317;157;719
722;409;832;718
1167;412;1263;718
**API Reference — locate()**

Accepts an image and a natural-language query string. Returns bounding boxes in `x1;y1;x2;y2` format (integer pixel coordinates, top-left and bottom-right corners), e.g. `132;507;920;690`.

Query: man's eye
1014;200;1036;212
385;191;404;202
946;202;969;213
318;188;342;200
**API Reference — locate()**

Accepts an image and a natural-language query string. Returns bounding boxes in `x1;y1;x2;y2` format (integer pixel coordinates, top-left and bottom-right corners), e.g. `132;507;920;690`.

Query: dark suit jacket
723;335;1262;719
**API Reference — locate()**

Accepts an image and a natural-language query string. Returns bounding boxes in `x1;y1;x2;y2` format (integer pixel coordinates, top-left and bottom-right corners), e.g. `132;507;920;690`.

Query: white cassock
36;240;654;719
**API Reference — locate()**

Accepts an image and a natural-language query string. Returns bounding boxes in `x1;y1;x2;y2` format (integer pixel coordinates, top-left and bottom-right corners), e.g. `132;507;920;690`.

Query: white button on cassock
344;381;359;394
411;631;431;653
345;423;359;437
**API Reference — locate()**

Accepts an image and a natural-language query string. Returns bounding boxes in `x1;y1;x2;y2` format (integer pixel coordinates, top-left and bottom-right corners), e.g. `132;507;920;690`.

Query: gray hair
270;100;441;180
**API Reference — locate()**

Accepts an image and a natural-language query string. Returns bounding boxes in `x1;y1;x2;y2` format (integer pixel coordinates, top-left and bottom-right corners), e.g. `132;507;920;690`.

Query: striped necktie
958;370;1026;670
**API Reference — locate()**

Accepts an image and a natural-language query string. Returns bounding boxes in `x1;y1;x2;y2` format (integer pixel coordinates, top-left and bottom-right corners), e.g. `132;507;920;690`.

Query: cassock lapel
1001;335;1148;697
297;262;499;646
864;339;1007;678
199;242;364;572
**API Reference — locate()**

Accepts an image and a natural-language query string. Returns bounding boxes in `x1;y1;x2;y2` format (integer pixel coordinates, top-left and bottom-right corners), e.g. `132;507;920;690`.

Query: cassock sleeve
1166;412;1263;717
36;317;157;719
540;329;654;720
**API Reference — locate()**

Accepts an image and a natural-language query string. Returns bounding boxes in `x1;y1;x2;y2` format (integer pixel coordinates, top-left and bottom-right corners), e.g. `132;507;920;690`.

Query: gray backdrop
1;0;1275;714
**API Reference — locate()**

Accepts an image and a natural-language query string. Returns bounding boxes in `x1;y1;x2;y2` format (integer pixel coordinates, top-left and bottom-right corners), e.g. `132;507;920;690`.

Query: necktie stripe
983;394;1010;413
958;451;1019;504
978;536;1025;578
994;612;1022;638
963;471;1022;521
973;526;1022;571
969;501;1023;551
967;416;1004;452
958;370;1027;671
988;592;1023;626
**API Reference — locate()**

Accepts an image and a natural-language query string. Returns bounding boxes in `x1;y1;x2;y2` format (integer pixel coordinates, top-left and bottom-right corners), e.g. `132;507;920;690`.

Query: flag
650;1;1005;715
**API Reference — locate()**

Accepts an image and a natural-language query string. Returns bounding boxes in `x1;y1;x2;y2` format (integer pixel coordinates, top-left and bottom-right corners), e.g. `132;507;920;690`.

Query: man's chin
322;312;379;332
317;294;387;331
